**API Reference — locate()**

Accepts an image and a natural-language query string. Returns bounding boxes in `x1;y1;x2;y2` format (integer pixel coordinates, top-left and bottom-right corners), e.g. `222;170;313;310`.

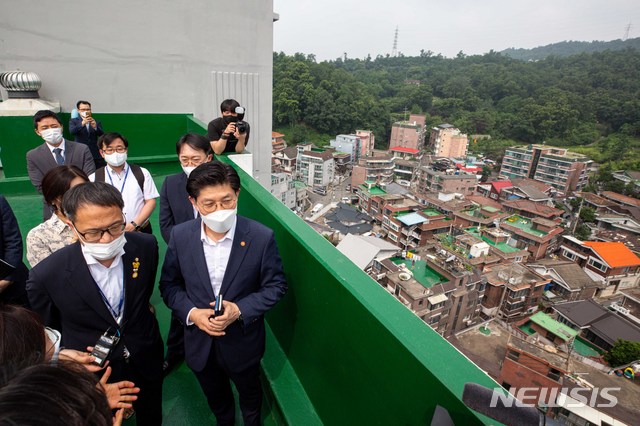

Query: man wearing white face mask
27;110;95;220
158;133;212;375
160;161;287;426
27;182;165;425
90;132;159;234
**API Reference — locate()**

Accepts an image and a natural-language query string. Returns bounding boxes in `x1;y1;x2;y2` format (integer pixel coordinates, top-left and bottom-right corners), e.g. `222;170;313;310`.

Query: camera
234;106;248;134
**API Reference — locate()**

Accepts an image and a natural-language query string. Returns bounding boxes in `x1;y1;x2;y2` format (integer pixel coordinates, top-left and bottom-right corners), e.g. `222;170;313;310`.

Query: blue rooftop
397;212;428;226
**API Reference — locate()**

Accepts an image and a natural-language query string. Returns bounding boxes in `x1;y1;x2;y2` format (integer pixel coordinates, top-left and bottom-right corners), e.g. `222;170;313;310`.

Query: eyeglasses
73;219;126;243
102;146;127;154
179;157;206;167
197;197;237;213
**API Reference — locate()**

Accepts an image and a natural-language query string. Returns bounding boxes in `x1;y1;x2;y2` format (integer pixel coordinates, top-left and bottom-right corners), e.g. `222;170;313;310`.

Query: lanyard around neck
95;268;126;324
106;165;129;193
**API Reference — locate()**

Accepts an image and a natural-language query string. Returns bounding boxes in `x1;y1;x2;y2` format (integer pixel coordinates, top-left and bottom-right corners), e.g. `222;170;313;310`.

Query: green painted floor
390;256;448;289
5;173;279;425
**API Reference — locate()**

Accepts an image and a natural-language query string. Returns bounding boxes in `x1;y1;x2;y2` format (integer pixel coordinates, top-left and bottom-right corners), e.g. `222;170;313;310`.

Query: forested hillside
273;48;640;168
500;37;640;61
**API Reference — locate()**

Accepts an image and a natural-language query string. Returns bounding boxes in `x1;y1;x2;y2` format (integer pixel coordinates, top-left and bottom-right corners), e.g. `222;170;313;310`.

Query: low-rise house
336;234;400;270
600;191;640;209
554;299;640;351
476;180;513;200
270;172;296;210
351;155;395;187
417;167;477;196
324;202;374;236
271;131;286;152
501;199;564;221
558;240;640;296
453;205;510;229
375;243;485;336
272;146;297;174
481;263;549;320
528;259;602;303
500;215;564;260
382;207;452;249
460;227;530;264
500;177;554;203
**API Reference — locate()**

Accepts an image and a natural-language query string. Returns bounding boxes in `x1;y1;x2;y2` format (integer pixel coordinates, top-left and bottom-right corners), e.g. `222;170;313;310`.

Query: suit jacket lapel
220;218;250;297
38;144;57;169
177;173;193;220
191;220;216;301
121;245;137;322
64;140;74;164
67;243;119;327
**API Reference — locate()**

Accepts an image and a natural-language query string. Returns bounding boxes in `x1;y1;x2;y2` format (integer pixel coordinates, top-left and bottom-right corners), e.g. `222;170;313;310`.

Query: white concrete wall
0;0;274;185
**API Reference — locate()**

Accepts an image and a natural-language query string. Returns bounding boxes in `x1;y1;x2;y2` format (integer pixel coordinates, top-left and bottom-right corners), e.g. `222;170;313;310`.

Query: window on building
562;249;577;261
588;258;607;273
547;368;561;381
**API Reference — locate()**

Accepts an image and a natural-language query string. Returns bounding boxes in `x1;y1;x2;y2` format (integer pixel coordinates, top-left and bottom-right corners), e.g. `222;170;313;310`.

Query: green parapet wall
216;155;499;425
0;113;199;195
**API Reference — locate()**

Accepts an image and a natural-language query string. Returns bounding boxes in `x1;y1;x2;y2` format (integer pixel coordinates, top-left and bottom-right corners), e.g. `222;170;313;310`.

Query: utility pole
392;26;399;57
623;23;632;41
571;196;584;235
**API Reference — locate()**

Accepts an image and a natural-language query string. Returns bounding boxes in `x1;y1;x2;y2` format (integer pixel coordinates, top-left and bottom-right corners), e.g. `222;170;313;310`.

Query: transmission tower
623;23;632;41
392;26;398;57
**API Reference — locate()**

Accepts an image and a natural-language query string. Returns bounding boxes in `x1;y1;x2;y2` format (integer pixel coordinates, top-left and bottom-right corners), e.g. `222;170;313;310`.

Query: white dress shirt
186;217;237;325
46;139;66;162
82;246;126;323
89;163;159;223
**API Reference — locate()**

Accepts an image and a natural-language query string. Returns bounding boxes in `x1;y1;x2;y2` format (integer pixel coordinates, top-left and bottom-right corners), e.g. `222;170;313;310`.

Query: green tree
574;224;591;241
579;206;596;223
604;339;640;367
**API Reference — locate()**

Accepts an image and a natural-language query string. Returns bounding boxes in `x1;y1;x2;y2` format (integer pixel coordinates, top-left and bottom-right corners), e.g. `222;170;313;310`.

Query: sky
273;0;640;61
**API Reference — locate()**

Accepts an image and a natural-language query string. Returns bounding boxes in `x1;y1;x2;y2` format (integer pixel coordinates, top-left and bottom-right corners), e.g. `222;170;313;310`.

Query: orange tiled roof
272;131;285;138
582;241;640;268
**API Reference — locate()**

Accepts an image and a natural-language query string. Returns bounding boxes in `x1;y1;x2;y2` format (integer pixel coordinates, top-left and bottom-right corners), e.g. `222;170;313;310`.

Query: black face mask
223;115;238;125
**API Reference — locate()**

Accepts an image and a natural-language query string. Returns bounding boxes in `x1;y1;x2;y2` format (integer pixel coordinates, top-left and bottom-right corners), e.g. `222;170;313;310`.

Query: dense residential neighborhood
270;119;640;425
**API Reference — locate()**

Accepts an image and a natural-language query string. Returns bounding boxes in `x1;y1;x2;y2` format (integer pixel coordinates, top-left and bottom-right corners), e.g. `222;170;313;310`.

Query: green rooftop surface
529;312;578;341
571;337;604;357
422;209;442;217
293;180;308;189
390;256;449;289
504;215;548;236
482;206;499;213
359;184;386;195
465;227;521;254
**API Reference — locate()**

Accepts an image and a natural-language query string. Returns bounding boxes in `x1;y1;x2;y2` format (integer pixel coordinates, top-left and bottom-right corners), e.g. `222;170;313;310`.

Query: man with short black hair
27;110;95;220
160;161;287;426
90;132;158;234
206;99;250;155
159;133;213;374
27;182;164;425
69;100;105;169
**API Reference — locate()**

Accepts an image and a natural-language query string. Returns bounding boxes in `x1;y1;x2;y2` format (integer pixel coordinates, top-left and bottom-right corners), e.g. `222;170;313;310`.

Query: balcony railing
0;112;499;425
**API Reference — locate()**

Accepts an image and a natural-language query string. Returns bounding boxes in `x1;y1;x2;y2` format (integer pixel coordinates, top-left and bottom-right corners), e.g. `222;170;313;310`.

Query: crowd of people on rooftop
0;99;286;425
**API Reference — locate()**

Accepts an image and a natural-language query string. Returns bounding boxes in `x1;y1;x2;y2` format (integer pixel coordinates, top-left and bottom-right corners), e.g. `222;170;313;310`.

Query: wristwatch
130;221;141;231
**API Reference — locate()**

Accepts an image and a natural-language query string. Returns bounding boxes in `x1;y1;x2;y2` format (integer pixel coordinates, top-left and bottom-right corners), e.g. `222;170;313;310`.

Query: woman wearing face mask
26;165;89;267
90;132;159;234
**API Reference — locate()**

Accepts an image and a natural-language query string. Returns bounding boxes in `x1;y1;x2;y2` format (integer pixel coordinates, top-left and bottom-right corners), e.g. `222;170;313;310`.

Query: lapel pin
240;241;246;247
132;257;140;279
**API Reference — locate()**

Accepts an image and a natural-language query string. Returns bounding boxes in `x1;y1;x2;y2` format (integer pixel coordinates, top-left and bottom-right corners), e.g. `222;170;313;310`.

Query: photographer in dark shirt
207;99;250;155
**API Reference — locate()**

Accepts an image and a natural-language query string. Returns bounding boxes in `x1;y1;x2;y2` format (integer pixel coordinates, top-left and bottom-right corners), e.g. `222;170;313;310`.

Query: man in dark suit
160;161;287;426
27;182;164;425
159;133;212;374
69;100;105;169
27;110;95;220
0;195;29;306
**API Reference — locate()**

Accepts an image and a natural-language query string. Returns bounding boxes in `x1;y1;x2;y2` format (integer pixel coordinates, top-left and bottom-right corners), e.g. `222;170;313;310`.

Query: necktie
53;148;64;165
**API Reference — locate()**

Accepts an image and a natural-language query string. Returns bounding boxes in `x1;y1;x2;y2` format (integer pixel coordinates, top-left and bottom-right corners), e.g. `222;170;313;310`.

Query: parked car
313;186;327;196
